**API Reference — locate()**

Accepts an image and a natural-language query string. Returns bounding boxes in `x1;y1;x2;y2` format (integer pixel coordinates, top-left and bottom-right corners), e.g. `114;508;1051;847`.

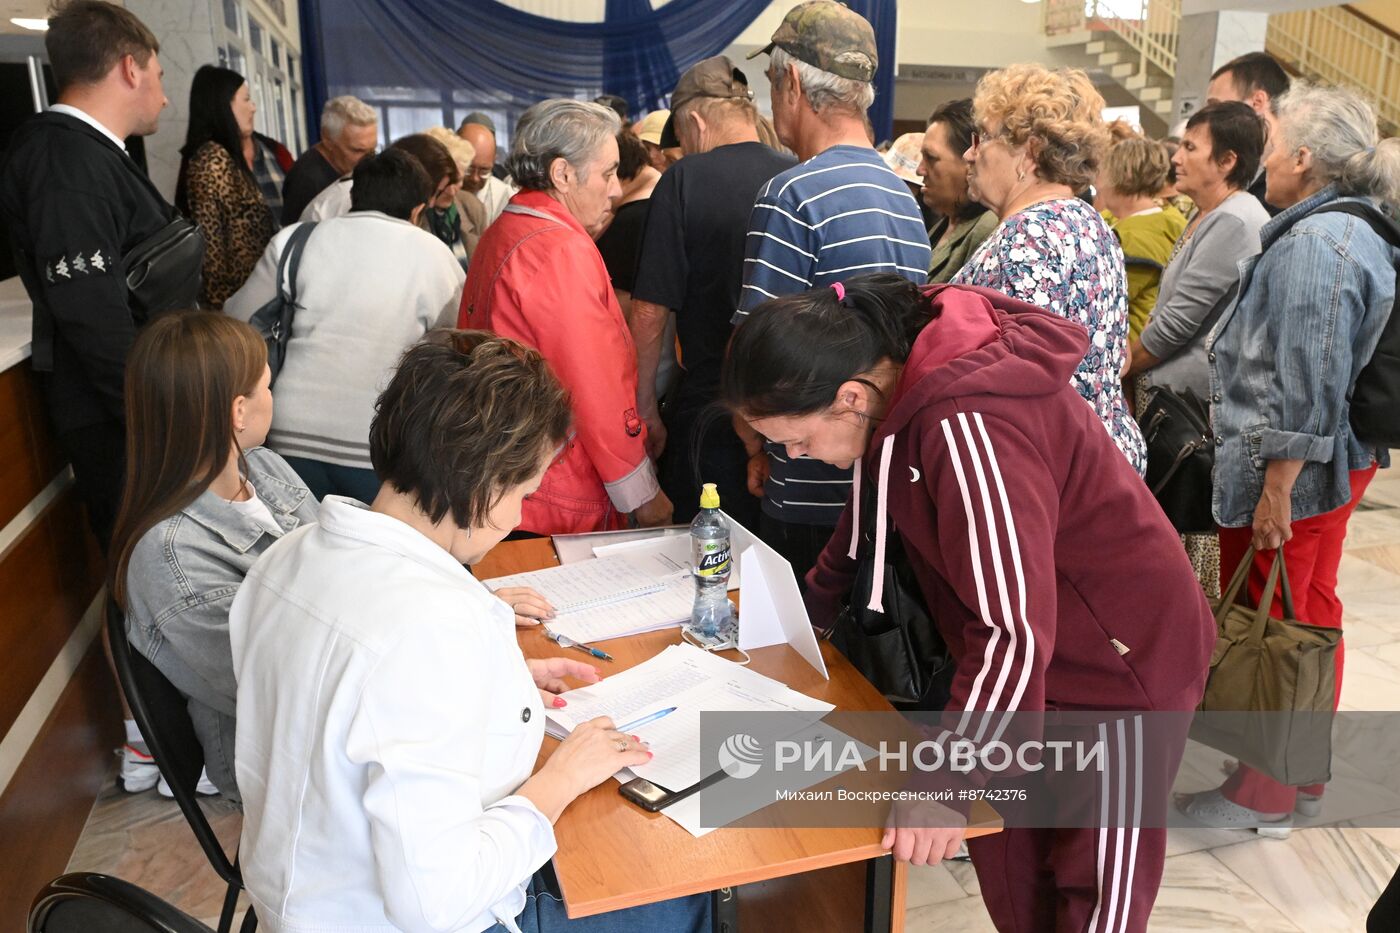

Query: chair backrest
30;872;213;933
107;600;241;886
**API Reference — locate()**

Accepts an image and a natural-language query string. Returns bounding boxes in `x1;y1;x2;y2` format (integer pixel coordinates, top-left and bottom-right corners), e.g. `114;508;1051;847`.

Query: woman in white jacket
230;331;710;933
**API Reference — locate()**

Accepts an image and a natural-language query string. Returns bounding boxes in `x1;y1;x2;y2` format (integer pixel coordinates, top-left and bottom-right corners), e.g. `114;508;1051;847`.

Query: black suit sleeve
27;184;136;422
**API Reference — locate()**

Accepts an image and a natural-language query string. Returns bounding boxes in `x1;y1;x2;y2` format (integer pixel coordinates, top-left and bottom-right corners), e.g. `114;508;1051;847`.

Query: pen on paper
544;627;614;662
617;706;677;733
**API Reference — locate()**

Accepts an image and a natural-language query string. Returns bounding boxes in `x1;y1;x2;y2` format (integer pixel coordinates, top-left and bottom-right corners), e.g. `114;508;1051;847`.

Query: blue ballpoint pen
617;706;677;733
544;627;613;662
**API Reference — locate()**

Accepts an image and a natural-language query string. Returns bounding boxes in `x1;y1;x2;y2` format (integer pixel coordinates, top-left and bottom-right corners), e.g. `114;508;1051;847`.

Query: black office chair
29;872;213;933
107;600;256;933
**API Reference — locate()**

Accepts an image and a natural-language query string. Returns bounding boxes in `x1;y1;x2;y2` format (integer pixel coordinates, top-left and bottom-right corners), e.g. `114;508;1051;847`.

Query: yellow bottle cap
699;483;720;510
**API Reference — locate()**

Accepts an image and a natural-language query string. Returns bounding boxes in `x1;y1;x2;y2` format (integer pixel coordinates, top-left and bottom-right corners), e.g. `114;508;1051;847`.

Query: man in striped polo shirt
733;0;930;582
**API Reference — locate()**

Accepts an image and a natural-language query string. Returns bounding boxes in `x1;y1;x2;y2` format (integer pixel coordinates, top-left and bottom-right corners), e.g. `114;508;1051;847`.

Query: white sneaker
1175;789;1293;838
157;767;219;798
118;743;160;793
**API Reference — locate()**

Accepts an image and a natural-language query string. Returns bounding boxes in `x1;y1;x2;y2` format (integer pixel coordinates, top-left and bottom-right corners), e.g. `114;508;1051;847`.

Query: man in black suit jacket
0;0;173;549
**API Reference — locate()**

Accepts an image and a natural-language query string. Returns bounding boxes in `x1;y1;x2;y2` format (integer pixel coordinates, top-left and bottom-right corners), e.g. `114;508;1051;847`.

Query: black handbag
122;215;205;322
829;477;952;709
1139;386;1216;534
249;222;317;384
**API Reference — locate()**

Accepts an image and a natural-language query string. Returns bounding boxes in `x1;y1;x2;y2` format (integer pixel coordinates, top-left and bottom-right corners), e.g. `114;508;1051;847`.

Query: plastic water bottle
689;483;735;644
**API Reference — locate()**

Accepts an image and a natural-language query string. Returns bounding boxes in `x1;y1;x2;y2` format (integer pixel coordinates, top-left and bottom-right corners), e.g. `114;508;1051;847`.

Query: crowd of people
2;1;1398;931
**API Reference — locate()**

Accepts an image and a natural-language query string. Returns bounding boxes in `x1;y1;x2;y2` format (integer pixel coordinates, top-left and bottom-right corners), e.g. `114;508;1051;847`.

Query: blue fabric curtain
298;0;771;145
297;0;900;148
847;0;897;144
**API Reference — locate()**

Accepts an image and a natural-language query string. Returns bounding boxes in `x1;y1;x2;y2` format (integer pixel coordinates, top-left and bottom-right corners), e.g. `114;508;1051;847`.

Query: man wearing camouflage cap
732;0;929;582
627;55;794;527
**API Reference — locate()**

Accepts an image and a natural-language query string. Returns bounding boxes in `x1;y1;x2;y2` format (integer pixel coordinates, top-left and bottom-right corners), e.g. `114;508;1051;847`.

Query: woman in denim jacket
1182;84;1400;834
109;313;318;801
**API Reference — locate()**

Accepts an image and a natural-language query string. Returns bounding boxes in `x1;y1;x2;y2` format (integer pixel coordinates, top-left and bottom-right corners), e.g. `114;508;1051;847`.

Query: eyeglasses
969;126;1007;151
465;165;493;179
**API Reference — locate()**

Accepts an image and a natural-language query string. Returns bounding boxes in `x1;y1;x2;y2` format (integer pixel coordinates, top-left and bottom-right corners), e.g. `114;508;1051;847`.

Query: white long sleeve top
223;212;464;471
230;496;555;933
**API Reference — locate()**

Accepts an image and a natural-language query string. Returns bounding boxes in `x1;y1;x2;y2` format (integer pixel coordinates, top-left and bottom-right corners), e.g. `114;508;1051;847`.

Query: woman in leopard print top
176;65;278;310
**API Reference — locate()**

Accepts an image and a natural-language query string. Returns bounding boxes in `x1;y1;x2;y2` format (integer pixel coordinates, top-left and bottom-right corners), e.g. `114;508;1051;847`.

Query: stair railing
1267;5;1400;134
1043;0;1182;78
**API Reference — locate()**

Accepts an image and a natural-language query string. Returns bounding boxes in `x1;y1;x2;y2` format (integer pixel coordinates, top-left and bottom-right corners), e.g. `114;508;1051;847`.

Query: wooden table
478;538;1000;932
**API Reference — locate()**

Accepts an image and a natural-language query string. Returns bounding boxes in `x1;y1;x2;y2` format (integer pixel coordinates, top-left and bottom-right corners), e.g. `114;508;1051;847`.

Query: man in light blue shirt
733;0;930;581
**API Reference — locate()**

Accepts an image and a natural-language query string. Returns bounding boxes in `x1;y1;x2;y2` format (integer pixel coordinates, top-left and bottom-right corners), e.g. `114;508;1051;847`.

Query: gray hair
1275;82;1400;209
321;95;377;140
505;99;622;191
770;46;874;117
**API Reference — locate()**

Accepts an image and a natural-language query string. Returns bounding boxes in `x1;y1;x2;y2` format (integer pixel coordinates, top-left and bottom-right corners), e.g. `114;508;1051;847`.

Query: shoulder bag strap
277;221;318;304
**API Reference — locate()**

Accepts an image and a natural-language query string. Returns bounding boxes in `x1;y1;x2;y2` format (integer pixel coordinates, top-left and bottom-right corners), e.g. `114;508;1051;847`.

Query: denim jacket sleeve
125;527;241;717
1258;227;1366;463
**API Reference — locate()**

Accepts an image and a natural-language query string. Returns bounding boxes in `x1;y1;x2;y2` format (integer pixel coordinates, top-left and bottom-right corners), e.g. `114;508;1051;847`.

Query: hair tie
831;282;845;301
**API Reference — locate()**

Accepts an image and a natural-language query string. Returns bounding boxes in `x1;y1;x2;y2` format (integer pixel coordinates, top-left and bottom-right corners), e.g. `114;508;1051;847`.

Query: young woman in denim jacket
1181;83;1400;835
109;313;319;801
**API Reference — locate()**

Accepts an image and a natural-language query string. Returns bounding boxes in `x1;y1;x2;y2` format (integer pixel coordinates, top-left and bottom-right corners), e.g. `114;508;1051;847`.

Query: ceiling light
10;18;49;30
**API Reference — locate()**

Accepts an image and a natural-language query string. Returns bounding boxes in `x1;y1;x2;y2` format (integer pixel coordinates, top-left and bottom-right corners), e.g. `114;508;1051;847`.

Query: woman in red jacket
722;274;1214;933
460;98;671;535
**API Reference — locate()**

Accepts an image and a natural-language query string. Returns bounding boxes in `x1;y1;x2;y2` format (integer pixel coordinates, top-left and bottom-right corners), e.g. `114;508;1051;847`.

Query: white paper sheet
552;526;688;564
546;644;832;793
736;543;829;679
484;551;686;614
544;575;694;645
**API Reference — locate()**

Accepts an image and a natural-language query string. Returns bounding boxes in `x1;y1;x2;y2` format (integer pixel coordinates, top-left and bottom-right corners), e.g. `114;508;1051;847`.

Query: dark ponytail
722;273;931;419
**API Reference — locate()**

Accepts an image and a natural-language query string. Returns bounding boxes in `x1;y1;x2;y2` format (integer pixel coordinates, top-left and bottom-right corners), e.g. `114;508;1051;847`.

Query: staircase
1041;0;1397;140
1042;0;1181;135
1266;5;1400;136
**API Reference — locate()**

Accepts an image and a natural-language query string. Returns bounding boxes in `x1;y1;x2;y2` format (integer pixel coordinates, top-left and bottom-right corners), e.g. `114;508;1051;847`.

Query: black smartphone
619;777;673;812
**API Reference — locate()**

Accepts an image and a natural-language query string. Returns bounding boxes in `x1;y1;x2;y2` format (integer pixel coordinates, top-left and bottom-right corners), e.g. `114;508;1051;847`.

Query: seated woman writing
229;331;709;933
722;274;1214;933
111;312;319;801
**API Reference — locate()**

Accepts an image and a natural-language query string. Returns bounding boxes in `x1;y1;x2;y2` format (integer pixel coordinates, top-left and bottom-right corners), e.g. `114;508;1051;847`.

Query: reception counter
0;275;119;922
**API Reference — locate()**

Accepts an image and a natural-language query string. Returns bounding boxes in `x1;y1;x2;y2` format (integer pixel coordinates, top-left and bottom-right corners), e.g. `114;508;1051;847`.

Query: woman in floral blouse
952;63;1146;476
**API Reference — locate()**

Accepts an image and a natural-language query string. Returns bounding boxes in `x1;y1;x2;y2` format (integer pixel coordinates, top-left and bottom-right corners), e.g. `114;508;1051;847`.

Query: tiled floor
63;475;1400;930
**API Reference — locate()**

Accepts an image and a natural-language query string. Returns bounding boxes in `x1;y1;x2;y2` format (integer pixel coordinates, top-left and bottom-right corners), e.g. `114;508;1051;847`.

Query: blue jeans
486;868;710;933
281;456;380;504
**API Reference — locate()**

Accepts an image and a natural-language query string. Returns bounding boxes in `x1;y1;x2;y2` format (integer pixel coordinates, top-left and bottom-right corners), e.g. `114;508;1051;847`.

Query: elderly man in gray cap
627;55;795;527
730;0;928;576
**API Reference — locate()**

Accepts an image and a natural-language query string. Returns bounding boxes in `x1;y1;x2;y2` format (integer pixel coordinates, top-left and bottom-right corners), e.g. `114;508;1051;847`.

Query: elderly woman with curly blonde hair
953;63;1146;476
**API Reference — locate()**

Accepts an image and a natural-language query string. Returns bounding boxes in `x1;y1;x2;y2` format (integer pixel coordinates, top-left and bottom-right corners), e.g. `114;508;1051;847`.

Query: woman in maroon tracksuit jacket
722;274;1214;933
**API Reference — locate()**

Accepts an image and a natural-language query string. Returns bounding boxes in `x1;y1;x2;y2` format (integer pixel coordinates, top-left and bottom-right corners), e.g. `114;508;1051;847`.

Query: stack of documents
545;644;854;837
545;644;832;789
484;551;693;644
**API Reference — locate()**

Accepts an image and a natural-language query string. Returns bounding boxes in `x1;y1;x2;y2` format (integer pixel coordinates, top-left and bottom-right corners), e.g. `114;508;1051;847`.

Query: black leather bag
122;215;205;322
829;479;952;709
249;222;317;384
1139;385;1216;534
1310;201;1400;448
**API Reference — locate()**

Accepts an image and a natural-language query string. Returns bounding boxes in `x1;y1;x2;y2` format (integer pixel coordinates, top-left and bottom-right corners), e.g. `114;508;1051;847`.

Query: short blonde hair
973;64;1110;190
1102;137;1170;198
423;125;476;174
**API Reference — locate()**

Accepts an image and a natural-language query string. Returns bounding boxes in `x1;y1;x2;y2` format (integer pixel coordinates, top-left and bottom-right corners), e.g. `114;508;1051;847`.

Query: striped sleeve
733;184;816;322
924;411;1058;788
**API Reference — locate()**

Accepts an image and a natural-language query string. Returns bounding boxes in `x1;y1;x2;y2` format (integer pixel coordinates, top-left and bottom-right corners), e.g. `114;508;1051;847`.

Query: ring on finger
614;738;629;752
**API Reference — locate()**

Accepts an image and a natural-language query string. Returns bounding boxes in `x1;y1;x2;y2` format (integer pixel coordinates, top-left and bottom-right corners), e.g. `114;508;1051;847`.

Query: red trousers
1217;463;1377;813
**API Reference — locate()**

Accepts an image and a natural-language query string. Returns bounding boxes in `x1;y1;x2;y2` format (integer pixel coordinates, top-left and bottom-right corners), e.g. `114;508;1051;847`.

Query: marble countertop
0;276;33;373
